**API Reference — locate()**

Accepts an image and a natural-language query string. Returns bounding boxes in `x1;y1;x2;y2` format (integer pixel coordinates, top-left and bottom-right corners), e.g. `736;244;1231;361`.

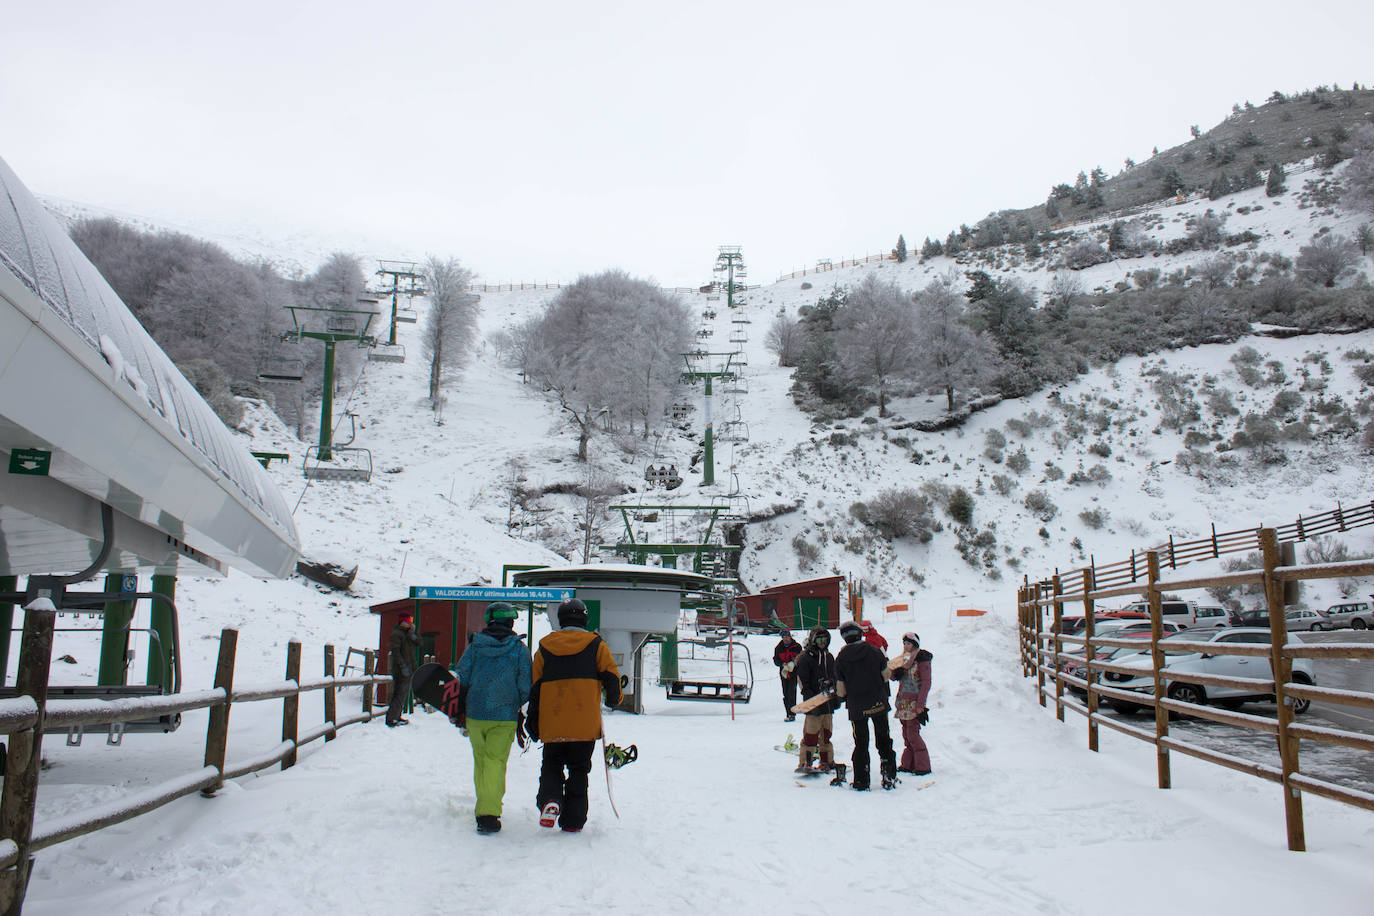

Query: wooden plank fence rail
1019;513;1374;853
0;618;388;912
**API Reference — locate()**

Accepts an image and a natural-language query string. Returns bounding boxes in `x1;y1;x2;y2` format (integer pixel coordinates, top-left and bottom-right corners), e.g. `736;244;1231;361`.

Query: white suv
1117;600;1230;629
1324;601;1374;630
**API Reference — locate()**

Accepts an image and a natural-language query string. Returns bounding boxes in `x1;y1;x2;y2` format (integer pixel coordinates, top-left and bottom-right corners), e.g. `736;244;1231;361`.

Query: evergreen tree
920;236;943;259
945;231;961;255
1045;197;1060;219
1161;168;1186;197
894;234;907;263
1108;221;1128;253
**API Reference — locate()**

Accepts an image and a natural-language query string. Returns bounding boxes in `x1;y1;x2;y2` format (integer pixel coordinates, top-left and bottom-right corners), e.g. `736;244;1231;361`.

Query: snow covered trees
912;277;998;411
833;275;917;417
1296;233;1360;288
421;257;481;404
517;271;692;460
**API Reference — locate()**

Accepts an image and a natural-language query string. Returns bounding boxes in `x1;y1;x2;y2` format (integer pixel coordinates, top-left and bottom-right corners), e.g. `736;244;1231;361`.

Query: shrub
947;487;974;525
984;428;1007;450
991;474;1016;496
1024;490;1058;521
792;534;820;570
1005;417;1032;438
1088;441;1111;458
850;489;936;541
1078;507;1109;529
1042;464;1065;482
1006;447;1031;475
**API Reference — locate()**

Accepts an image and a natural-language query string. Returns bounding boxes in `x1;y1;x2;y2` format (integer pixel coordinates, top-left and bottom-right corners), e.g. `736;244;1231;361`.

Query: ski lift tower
375;260;426;347
282;304;376;478
713;245;747;311
681;350;737;487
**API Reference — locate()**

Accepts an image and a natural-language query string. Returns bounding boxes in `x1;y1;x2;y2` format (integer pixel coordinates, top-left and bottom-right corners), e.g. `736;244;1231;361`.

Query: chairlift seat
368;343;406;363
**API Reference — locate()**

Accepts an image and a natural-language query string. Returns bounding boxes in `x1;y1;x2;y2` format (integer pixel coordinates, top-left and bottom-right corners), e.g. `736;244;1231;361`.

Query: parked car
1058;623;1184;691
1284;608;1333;631
1102;628;1315;715
1237;609;1270;627
1116;599;1230;629
1324;600;1374;630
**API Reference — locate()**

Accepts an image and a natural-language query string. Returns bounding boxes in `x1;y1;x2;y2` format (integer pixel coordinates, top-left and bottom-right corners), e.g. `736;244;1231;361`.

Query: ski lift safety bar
409;586;573;602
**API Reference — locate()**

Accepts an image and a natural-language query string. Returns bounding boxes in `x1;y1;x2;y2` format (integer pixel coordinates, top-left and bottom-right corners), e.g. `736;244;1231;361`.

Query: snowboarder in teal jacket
454;603;532;834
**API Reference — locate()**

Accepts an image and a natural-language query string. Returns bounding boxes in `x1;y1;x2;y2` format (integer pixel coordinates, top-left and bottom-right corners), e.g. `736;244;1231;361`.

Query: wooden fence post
282;641;302;770
1034;583;1046;706
201;628;238;797
1261;528;1305;852
1052;574;1065;722
1082;568;1099;753
323;645;336;743
363;650;375;718
1146;551;1171;789
0;602;55;916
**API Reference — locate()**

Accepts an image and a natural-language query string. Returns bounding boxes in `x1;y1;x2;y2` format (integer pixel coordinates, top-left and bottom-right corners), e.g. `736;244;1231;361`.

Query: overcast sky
3;1;1371;288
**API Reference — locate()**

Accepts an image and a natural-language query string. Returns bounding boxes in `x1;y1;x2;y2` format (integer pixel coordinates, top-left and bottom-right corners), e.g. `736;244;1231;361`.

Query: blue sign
411;586;573;602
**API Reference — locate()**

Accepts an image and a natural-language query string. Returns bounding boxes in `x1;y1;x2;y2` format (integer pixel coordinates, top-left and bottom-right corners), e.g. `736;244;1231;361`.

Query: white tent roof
0;153;299;579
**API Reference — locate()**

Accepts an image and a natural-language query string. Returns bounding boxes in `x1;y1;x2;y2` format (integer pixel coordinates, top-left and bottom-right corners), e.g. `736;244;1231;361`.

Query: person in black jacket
792;626;839;772
835;620;896;790
386;613;421;727
773;630;803;721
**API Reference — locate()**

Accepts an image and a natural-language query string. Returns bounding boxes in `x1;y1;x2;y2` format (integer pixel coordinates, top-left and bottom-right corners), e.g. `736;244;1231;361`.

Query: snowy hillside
16;158;1374;914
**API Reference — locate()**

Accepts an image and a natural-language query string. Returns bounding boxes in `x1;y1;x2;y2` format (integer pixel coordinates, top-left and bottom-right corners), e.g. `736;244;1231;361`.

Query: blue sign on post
410;586;573;602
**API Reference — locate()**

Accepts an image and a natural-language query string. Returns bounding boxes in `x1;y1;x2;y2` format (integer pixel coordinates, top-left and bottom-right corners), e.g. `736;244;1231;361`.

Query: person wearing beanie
889;632;933;775
386;613;421;727
793;626;839;772
527;598;622;832
773;630;803;722
835;619;897;790
453;602;532;835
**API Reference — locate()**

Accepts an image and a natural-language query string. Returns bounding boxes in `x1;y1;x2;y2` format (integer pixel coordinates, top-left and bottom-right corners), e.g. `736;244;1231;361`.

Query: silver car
1324;601;1374;630
1103;628;1316;715
1285;608;1333;631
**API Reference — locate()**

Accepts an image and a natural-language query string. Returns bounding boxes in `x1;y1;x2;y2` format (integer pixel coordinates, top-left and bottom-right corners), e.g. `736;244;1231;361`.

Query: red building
721;575;845;630
370;595;490;702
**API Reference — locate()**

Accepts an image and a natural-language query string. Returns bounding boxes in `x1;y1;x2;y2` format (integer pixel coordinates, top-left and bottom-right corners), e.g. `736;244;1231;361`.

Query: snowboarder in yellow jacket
527;598;622;832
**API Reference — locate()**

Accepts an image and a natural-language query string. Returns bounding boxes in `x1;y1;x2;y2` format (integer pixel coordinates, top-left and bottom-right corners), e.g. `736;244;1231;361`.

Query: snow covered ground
17;178;1374;913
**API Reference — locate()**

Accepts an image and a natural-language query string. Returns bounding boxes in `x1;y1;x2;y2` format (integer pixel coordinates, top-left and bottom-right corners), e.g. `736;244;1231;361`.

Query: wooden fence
775;252;896;283
0;610;388;912
1018;503;1374;852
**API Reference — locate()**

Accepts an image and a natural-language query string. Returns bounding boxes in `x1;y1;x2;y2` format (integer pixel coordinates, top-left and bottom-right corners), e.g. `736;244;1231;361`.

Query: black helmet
806;626;830;649
558;598;588;627
839;621;863;644
485;602;518;623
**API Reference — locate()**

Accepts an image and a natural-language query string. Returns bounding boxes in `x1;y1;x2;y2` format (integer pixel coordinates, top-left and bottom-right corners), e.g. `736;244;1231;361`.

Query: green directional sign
8;448;51;476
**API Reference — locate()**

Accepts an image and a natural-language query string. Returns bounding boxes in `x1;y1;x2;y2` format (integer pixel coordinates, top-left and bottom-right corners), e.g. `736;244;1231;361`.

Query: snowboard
885;652;915;679
600;736;622;820
411;662;455;714
790;691;835;715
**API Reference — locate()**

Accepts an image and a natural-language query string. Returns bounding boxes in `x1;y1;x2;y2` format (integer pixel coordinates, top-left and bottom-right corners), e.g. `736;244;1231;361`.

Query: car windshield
1158;631;1206;655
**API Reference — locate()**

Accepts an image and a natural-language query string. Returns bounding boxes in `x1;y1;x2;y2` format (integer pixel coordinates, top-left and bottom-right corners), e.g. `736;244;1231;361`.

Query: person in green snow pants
453;603;532;834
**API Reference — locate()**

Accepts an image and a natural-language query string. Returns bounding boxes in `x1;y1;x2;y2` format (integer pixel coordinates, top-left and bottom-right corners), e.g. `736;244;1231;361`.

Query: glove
918;709;930;726
515;712;529;749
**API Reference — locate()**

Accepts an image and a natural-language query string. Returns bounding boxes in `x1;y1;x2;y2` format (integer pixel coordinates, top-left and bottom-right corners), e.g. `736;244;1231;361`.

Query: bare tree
833;274;917;416
1296;233;1360;288
522;271;691;460
576;461;621;562
765;313;804;366
1044;272;1082;320
912;276;999;411
421;257;481;404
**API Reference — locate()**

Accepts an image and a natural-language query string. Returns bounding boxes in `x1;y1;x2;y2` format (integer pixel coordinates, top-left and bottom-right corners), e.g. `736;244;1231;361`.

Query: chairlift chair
257;354;305;383
396;307;418;324
663;636;753;703
326;315;359;334
368;342;406;363
702;309;717;319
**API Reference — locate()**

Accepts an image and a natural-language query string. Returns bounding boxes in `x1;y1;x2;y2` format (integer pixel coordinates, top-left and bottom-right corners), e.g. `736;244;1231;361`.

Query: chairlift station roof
0;154;300;578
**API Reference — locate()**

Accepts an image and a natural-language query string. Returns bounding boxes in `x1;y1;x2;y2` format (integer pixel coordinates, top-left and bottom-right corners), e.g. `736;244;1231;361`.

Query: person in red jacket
527;599;622;833
890;632;933;775
773;630;803;721
859;619;888;651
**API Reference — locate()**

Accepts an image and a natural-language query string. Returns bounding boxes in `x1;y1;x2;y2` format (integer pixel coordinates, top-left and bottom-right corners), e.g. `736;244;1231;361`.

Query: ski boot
828;763;847;787
795;748;815;774
880;759;899;790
